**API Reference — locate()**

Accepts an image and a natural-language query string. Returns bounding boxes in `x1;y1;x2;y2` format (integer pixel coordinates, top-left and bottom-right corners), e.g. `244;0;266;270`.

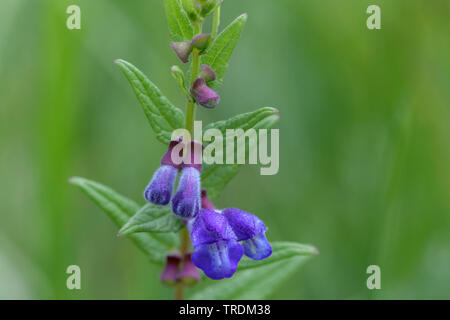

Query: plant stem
185;100;196;134
176;24;203;301
211;6;221;40
175;283;184;300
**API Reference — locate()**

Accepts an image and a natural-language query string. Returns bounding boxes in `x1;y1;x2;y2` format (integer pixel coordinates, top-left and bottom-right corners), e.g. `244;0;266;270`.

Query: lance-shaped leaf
69;177;178;264
201;107;280;200
164;0;194;42
201;13;247;88
115;59;185;145
119;203;183;236
189;242;317;299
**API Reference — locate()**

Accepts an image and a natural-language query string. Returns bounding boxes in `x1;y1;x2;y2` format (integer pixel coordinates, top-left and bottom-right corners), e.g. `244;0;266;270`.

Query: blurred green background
1;0;449;299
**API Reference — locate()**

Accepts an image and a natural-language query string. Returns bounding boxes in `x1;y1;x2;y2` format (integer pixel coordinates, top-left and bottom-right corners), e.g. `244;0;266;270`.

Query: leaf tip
273;108;280;117
118;223;133;237
68;176;80;185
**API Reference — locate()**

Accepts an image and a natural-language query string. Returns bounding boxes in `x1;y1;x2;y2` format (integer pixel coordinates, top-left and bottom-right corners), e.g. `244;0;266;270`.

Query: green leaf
69;177;178;264
201;165;240;201
238;242;318;270
201;107;280;200
189;242;317;300
119;203;183;236
201;13;247;88
164;0;194;42
115;59;185;144
203;107;279;134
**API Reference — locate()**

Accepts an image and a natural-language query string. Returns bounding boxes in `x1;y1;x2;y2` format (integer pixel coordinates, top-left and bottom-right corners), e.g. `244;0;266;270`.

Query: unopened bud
191;34;211;53
171;41;192;63
199;65;216;82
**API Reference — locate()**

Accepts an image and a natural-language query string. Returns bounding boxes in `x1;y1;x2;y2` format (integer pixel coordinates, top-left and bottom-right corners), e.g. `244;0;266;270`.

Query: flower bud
182;0;202;24
144;140;183;205
177;253;201;286
160;253;181;286
144;165;178;205
197;0;222;17
191;34;211;53
172;167;201;219
171;41;192;63
199;65;216;82
191;78;220;108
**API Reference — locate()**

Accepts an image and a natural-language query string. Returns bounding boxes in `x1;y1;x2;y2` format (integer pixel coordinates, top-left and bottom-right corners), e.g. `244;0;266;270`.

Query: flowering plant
70;0;316;299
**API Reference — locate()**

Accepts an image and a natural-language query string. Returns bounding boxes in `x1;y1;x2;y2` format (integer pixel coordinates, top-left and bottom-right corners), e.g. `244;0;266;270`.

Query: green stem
185;24;201;134
176;24;203;301
211;6;221;40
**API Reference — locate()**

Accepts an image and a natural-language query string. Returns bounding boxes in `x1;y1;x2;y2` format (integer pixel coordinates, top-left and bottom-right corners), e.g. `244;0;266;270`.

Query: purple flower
222;208;272;260
171;41;192;63
190;209;244;280
144;140;183;205
191;78;220;108
172;141;203;219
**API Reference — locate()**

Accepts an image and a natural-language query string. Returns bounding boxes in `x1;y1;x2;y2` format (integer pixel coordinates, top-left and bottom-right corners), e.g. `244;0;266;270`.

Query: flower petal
242;232;272;260
222;208;267;241
190;209;236;246
191;240;243;280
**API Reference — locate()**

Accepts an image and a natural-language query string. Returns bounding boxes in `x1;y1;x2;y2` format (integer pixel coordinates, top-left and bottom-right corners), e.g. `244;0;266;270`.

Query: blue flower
222;208;272;260
190;209;244;280
144;165;178;205
144;140;182;205
172;167;201;219
172;141;203;219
